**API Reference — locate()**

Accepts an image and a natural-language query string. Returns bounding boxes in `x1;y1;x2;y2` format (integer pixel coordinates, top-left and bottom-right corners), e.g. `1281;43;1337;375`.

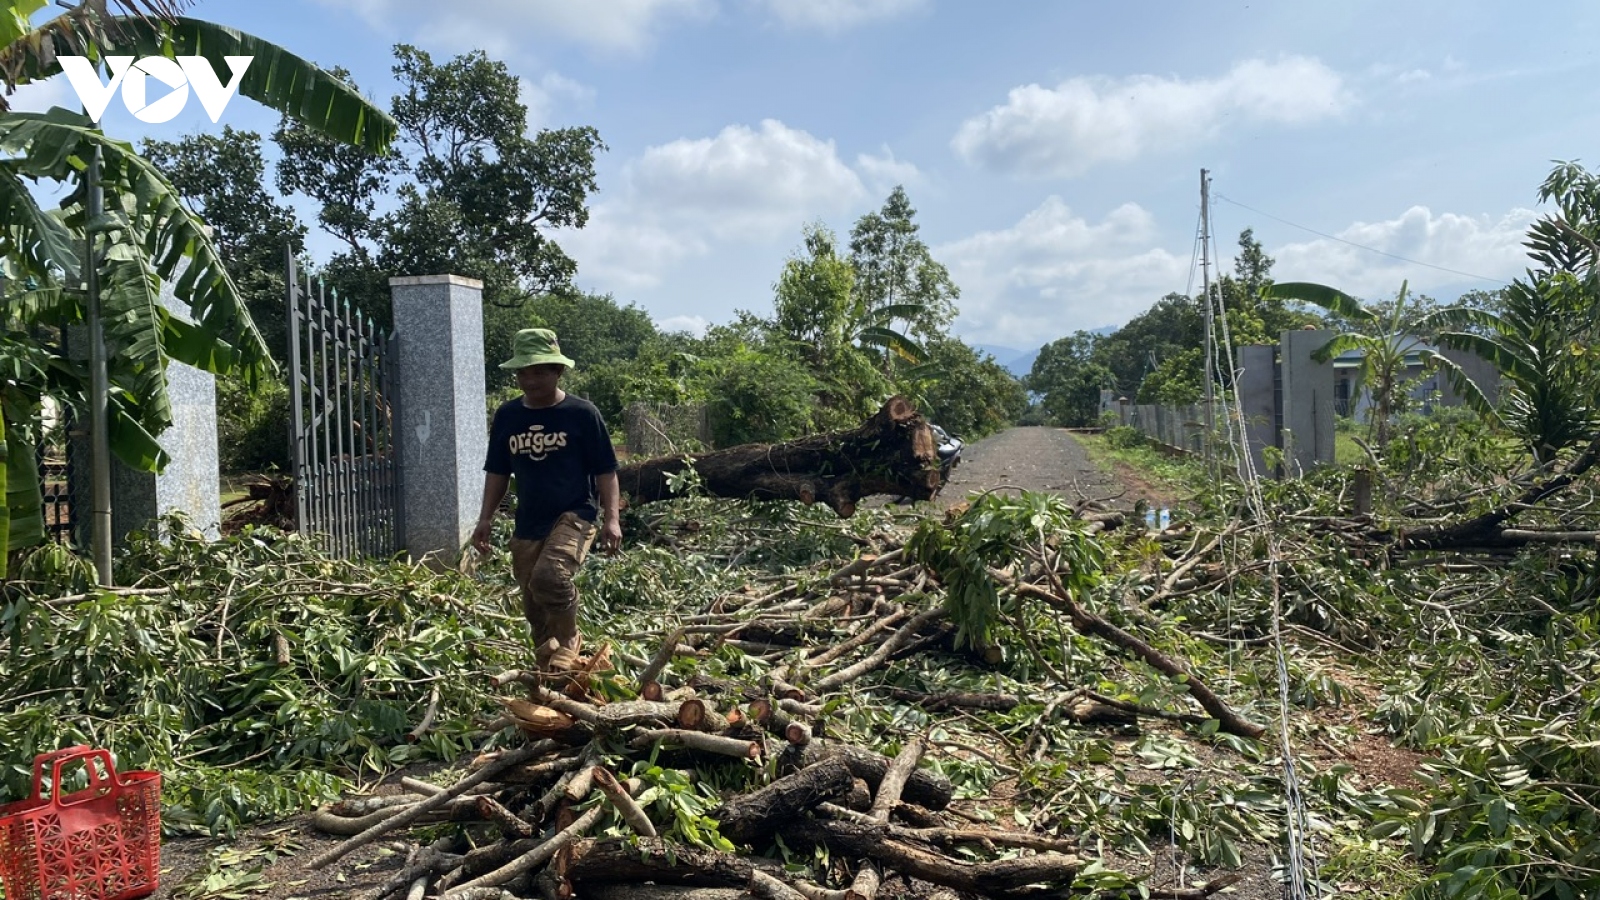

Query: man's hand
470;519;493;556
598;517;623;554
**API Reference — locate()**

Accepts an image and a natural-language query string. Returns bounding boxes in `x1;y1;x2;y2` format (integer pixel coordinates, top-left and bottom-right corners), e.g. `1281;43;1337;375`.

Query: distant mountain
969;343;1021;364
969;343;1035;379
969;325;1121;379
1006;347;1040;378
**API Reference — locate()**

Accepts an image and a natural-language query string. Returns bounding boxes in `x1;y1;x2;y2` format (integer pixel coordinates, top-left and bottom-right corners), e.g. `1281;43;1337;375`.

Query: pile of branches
307;503;1253;900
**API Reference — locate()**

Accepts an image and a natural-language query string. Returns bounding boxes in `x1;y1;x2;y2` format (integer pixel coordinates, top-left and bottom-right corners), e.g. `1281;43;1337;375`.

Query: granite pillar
68;280;221;544
1235;345;1277;480
389;274;487;563
1280;329;1336;476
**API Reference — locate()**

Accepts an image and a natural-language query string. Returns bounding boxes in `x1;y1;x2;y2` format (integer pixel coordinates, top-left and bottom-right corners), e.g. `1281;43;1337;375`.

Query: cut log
630;728;764;759
779;742;953;811
750;870;811;900
617;397;942;516
781;818;1079;897
677;698;730;733
713;759;854;845
885;688;1020;712
566;837;784;888
582;889;749;900
867;736;926;822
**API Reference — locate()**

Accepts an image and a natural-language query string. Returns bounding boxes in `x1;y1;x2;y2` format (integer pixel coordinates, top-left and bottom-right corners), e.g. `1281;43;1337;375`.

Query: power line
1212;192;1510;286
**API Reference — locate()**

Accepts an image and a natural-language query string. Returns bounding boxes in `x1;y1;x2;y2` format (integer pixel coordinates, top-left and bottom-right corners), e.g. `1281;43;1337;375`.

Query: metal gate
38;407;77;544
285;249;402;558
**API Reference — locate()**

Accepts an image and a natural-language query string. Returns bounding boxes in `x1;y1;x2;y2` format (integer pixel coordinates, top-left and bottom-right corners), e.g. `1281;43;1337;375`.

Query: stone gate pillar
390;275;487;563
68;280;221;545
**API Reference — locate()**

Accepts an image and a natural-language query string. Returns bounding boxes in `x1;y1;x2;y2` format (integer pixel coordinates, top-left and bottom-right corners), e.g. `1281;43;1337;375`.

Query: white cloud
939;197;1190;347
562;119;868;290
656;314;711;335
328;0;714;54
856;146;922;195
952;56;1353;178
519;72;595;129
756;0;928;30
1268;206;1535;300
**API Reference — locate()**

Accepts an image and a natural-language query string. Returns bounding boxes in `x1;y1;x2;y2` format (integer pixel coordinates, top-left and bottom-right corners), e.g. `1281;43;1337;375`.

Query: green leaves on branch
907;491;1104;648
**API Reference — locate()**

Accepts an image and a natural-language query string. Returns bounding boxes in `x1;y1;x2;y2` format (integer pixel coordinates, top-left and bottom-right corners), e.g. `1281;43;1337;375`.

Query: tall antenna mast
1199;169;1215;468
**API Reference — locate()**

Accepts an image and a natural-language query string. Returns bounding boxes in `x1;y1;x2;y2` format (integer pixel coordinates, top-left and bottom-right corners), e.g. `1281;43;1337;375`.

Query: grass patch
1074;426;1211;501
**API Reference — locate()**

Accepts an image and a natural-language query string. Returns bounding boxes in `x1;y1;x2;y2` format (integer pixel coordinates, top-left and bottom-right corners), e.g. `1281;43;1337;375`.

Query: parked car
931;424;964;481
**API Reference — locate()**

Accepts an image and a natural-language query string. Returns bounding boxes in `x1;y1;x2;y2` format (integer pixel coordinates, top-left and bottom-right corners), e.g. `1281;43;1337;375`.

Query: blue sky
14;1;1600;355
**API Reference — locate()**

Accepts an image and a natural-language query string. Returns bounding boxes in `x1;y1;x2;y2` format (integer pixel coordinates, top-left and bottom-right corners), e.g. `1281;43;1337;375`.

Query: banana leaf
8;15;394;154
0;402;8;575
0;405;45;562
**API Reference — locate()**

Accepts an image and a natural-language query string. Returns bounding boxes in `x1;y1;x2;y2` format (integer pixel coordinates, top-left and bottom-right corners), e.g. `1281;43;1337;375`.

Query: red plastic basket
0;746;161;900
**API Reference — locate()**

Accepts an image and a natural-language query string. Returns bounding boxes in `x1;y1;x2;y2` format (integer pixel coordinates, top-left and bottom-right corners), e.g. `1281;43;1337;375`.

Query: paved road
938;426;1135;510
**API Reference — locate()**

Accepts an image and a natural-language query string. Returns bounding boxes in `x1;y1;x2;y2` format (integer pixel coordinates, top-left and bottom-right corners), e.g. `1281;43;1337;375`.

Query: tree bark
566;837;783;888
780;818;1079;897
779;742;954;811
713;759;855;845
617;396;942;516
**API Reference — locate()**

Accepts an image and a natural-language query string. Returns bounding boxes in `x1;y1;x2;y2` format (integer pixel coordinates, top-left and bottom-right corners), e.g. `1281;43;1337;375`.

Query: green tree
142;127;308;363
770;223;892;424
848;187;959;364
915;337;1027;438
1090;294;1202;396
1029;332;1116;426
702;340;819;447
0;0;395;567
276;45;605;322
1424;162;1600;462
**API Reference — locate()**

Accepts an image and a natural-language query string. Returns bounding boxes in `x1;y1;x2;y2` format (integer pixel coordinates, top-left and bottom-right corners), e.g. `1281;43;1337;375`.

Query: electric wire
1205;182;1321;899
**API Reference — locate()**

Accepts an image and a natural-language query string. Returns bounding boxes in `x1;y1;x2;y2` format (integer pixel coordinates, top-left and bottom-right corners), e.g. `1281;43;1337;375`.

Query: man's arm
595;470;622;553
471;473;510;554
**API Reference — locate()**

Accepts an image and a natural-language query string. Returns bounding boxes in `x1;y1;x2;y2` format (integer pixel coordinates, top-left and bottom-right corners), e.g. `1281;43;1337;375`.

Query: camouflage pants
509;511;597;669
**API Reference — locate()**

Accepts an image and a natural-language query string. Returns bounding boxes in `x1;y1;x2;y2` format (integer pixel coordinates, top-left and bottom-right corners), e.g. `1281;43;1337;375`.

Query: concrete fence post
1280;329;1336;475
1236;345;1277;479
389;275;487;563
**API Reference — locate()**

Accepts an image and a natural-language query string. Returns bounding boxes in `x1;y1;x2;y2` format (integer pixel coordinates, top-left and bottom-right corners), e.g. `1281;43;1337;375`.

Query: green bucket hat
500;328;576;371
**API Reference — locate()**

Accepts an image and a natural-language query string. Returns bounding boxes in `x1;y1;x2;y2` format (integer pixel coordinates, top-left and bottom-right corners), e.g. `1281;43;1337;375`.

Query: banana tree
0;0;396;574
1267;280;1445;453
1391;162;1600;465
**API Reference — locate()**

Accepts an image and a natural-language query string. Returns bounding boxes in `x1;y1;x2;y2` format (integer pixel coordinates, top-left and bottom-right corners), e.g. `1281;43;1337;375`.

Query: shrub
216;376;290;473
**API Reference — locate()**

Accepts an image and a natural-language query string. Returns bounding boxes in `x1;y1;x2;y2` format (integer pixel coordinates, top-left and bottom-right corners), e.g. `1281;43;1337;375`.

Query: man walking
472;328;622;676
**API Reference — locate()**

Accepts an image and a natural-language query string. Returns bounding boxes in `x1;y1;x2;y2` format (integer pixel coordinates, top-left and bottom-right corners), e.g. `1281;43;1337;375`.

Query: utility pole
85;144;114;586
1199;169;1216;470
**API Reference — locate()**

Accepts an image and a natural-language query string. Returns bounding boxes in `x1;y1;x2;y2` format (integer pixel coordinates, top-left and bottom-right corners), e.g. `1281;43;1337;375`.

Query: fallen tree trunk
617;396;942;516
713;759;855;845
566;837;782;888
779;741;954;811
780;818;1079;898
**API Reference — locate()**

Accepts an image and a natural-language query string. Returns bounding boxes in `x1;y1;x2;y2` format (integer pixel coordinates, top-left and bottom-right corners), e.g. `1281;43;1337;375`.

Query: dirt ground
148;426;1374;899
936;425;1183;513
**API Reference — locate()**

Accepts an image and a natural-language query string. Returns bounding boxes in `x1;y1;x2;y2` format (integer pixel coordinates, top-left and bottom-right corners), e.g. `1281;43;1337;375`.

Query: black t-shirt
484;394;619;540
